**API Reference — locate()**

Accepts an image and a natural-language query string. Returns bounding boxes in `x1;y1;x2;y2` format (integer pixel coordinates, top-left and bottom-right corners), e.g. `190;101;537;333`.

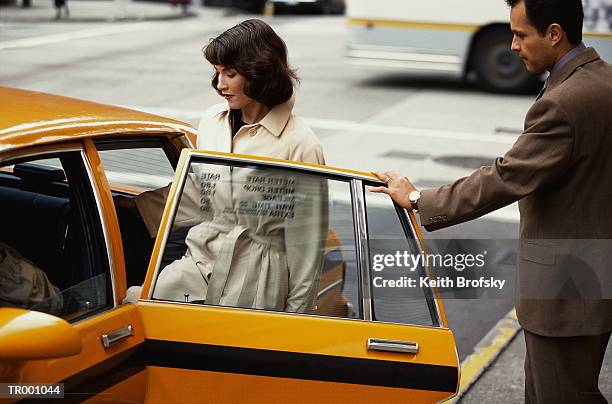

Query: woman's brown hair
204;19;299;108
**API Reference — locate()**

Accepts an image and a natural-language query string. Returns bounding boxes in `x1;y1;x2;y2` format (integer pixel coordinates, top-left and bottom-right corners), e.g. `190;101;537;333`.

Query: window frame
144;150;443;328
148;153;362;319
362;180;442;327
0;142;116;321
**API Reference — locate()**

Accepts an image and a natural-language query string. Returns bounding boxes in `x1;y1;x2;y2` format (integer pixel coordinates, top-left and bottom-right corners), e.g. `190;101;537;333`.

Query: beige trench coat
137;97;328;312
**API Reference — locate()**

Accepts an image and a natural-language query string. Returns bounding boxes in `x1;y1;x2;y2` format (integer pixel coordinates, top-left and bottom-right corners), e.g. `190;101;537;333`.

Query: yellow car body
0;87;459;403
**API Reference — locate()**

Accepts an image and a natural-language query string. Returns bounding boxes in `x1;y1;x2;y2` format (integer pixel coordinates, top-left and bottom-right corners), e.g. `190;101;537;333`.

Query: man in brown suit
374;0;612;402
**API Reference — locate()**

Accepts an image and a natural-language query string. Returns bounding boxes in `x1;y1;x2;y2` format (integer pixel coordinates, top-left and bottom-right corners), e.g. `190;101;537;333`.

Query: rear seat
0;165;73;291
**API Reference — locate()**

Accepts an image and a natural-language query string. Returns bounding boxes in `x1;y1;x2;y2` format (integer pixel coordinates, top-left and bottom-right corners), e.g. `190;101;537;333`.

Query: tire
472;28;541;94
328;0;345;14
244;0;265;13
315;0;333;14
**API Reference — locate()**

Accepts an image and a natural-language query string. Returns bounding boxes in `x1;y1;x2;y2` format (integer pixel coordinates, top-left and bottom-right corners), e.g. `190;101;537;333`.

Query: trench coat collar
547;47;600;92
258;95;295;137
214;95;294;141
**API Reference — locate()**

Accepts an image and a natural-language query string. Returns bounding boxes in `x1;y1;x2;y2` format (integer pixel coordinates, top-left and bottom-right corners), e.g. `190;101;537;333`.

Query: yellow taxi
0;87;459;403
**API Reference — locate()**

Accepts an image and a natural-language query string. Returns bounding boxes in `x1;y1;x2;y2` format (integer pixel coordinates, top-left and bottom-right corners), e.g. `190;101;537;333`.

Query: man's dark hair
204;19;298;108
505;0;584;45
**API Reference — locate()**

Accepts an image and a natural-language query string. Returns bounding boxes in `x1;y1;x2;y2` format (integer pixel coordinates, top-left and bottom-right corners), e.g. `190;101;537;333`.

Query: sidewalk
0;0;199;22
459;329;612;403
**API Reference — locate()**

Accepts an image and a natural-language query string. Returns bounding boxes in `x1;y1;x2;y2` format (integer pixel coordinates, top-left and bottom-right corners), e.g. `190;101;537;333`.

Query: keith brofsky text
371;251;507;291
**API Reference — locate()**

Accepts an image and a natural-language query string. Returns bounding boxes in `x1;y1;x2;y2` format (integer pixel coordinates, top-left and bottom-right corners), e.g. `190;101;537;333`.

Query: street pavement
459;330;612;403
0;0;196;22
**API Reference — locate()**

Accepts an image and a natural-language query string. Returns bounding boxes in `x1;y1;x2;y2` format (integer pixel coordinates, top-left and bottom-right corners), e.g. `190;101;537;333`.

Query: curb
449;308;522;403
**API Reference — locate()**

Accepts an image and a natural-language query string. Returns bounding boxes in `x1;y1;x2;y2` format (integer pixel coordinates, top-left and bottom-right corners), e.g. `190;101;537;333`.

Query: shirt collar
258;95;295;137
549;42;586;81
219;96;294;138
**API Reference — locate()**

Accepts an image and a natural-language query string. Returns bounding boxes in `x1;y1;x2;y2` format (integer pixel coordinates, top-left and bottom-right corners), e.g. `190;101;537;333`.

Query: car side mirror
0;308;82;360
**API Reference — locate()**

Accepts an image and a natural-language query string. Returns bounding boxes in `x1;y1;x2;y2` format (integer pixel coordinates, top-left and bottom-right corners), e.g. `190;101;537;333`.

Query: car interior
0;153;112;320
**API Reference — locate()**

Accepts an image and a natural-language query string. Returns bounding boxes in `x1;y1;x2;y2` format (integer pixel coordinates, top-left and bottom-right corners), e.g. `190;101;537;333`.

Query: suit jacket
418;48;612;337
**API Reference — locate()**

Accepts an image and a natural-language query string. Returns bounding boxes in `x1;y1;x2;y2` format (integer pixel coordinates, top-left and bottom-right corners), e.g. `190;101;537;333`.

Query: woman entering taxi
126;19;327;313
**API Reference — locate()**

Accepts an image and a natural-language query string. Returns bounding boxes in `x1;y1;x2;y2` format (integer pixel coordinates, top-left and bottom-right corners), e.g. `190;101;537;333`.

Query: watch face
409;191;420;203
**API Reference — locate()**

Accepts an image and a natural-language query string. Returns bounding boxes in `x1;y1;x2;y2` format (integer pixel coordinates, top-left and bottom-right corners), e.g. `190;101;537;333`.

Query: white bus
346;0;612;93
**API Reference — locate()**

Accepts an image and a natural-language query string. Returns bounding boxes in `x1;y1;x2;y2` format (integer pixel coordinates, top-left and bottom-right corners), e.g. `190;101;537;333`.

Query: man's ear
547;23;565;47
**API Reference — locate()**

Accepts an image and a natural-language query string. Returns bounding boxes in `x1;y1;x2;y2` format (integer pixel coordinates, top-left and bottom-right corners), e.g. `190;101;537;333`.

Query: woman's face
214;65;255;110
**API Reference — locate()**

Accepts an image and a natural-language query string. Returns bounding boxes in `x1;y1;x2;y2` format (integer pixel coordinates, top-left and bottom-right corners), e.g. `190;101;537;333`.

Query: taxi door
137;150;459;403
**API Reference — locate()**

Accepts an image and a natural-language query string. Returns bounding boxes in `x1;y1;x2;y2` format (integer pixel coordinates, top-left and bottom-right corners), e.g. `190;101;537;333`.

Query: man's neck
549;42;586;77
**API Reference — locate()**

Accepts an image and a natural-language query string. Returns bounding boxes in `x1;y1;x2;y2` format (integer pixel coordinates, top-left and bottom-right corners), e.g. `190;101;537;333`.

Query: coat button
249;128;257;136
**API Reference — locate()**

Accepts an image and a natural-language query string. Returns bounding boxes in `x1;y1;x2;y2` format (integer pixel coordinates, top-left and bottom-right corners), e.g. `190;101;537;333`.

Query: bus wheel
316;0;343;14
315;0;332;14
473;28;540;94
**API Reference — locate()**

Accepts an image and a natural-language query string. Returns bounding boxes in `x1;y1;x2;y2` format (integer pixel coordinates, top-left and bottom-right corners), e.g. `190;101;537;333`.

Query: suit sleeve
418;97;574;231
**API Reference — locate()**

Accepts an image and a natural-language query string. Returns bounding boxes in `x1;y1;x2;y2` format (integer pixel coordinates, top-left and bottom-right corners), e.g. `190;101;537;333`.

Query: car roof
0;87;197;154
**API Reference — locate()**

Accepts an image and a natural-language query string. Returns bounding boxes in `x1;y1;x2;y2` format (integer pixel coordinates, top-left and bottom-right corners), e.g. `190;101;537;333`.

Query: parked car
271;0;345;14
220;0;344;14
0;87;458;403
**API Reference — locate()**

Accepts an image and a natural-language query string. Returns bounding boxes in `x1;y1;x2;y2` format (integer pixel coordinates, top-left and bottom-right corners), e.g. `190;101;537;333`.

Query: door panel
82;365;147;404
145;368;452;404
138;302;457;401
15;305;144;390
139;302;456;368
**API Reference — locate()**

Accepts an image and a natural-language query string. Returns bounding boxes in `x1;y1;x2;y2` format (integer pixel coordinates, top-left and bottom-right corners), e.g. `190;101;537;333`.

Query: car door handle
101;325;133;348
367;338;419;354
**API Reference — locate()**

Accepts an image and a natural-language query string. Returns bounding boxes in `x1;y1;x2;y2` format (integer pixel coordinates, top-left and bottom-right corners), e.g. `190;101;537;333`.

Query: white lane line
305;117;518;145
120;104;520;145
0;23;155;50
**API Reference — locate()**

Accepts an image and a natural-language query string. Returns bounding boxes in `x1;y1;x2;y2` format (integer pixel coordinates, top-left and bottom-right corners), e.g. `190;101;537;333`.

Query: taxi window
152;158;361;319
0;152;112;322
96;141;175;191
364;185;439;327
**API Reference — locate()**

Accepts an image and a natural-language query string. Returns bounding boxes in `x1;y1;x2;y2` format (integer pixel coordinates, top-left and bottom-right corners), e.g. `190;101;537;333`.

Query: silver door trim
351;178;372;321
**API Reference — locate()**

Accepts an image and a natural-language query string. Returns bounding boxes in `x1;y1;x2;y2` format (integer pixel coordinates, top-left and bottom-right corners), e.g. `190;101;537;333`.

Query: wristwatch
409;190;421;212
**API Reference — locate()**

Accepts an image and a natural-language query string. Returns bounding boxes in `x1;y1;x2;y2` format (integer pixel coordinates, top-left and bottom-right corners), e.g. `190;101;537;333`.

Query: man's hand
371;171;417;210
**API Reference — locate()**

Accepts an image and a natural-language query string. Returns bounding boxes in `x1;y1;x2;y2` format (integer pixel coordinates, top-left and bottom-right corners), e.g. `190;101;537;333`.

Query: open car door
137;149;459;403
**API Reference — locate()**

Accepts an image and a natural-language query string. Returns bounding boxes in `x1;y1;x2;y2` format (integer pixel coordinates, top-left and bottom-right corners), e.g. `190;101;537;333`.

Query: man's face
510;1;555;75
